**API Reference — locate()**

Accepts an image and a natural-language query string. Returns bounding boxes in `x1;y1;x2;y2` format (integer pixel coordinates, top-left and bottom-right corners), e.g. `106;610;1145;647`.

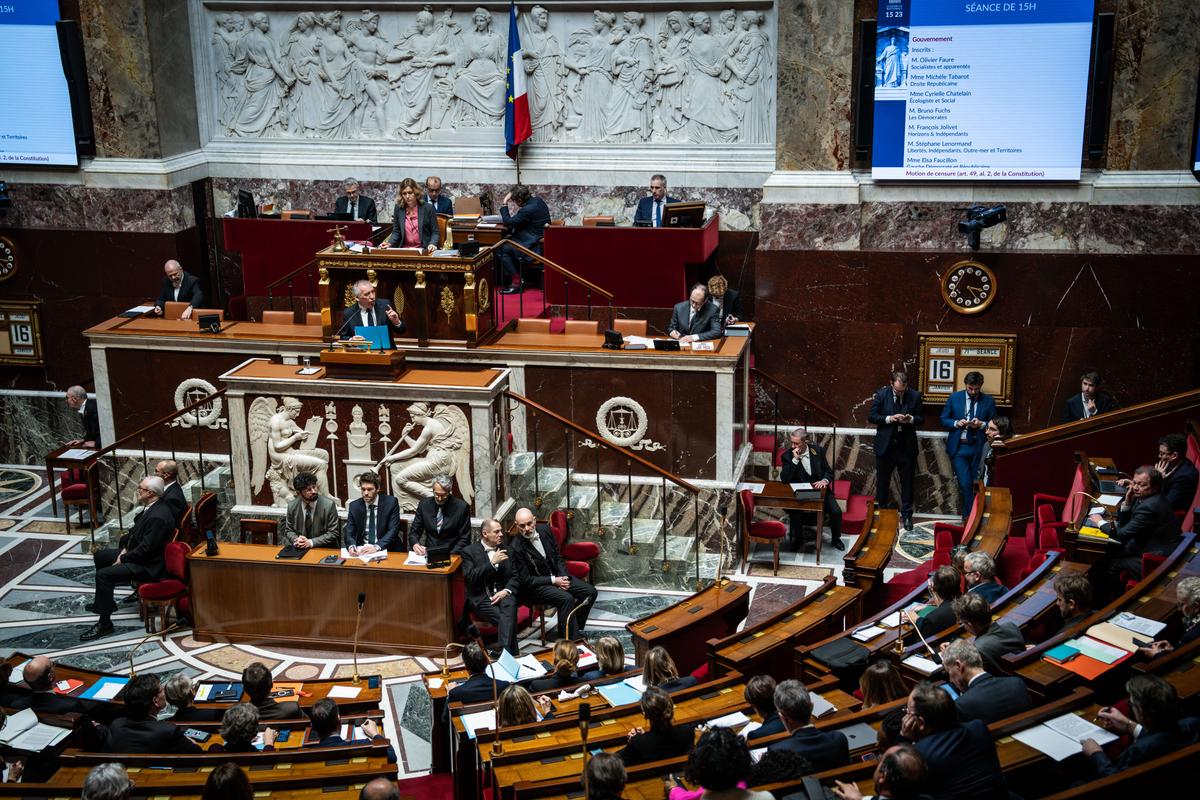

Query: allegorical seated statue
249;396;332;506
378;402;473;512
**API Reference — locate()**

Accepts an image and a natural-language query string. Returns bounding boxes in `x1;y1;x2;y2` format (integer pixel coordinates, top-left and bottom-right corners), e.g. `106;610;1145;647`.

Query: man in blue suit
1083;674;1200;777
339;279;406;345
868;371;924;531
498;185;551;294
940;371;996;520
766;679;850;771
423;175;454;215
344;471;401;554
306;698;396;763
632;174;681;227
902;682;1006;800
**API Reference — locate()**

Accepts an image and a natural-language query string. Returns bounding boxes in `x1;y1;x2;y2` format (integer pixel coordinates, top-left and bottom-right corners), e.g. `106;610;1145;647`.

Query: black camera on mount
957;204;1007;250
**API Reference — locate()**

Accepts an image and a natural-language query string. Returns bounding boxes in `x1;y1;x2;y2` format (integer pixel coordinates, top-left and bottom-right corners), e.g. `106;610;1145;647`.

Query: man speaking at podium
339;279;405;346
633;175;680;227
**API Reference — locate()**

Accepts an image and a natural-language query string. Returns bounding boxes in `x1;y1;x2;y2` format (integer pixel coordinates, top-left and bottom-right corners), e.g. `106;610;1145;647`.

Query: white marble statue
249;396;332;506
564;11;616;140
652;11;689;141
452;8;505;127
229;13;293;136
314;11;366;138
521;5;565;141
345;10;392;136
431;8;463;129
282;12;323;136
728;11;773;144
605;14;653;143
212;13;246;129
683;12;739;144
717;9;738;50
379;402;473;512
390;8;454;139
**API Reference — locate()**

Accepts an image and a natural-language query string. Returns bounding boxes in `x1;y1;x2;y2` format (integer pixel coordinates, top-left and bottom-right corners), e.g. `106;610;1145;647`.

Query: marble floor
0;462;935;778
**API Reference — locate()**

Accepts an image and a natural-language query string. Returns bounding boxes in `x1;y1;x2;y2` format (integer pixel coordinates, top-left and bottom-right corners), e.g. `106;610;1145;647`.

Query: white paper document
1067;636;1129;664
60;448;97;460
462;708;496;740
789;482;814;492
1013;712;1117;761
811;692;836;718
92;681;126;700
622;674;646;693
340;548;388;564
426;677;443;690
125;305;157;315
404;551;427;566
852;625;886;642
622;335;656;347
1097;494;1124;506
8;661;27;684
1109;612;1166;638
0;708;69;750
877;611;906;628
737;482;766;494
516;654;547;680
902;654;942;675
576;645;598;669
705;711;750;728
327;685;362;699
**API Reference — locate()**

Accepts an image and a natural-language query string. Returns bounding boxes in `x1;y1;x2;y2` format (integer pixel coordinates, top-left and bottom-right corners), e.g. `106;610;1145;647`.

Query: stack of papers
1012;712;1117;761
1097;494;1125;506
430;249;459;257
80;676;129;701
404;551;428;566
851;625;886;642
328;685;362;699
705;711;750;728
0;708;71;751
8;661;28;684
462;708;496;739
811;692;837;718
1109;611;1166;638
340;548;388;564
486;650;546;683
59;448;97;460
737;482;766;494
902;654;942;675
623;335;656;347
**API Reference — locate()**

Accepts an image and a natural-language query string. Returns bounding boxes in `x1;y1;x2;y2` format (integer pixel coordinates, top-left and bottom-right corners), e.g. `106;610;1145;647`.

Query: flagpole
515;148;522;185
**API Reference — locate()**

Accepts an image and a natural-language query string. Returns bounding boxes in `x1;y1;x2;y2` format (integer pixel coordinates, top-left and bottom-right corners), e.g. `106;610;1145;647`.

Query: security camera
957;204;1006;250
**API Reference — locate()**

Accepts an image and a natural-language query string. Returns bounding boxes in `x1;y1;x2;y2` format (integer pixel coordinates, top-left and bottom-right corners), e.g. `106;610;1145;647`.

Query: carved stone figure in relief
389;9;454;139
727;11;773;143
212;13;246;129
380;402;474;512
229;13;293;136
717;9;738;50
521;5;565;140
651;11;689;141
452;8;506;127
605;13;653;143
345;10;393;136
249;396;332;507
564;11;616;139
283;12;323;136
314;11;367;138
683;12;739;144
431;8;463;128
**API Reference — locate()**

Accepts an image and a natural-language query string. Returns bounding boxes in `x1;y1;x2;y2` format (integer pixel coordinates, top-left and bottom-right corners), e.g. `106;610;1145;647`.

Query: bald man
153;260;205;319
154;460;188;526
359;777;400;800
509;507;597;639
13;656;90;714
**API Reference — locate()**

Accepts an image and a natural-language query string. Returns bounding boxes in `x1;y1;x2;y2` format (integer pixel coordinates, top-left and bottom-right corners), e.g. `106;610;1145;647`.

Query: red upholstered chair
835;479;872;533
396;771;454;800
183;492;218;546
138;541;191;632
1036;525;1065;555
1122;552;1167;591
549;509;600;581
733;419;775;459
59;468;95;533
1019;551;1049;582
740;489;787;575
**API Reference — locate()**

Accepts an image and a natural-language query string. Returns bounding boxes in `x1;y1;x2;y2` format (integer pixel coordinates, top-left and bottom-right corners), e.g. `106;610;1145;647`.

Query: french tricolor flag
504;1;531;159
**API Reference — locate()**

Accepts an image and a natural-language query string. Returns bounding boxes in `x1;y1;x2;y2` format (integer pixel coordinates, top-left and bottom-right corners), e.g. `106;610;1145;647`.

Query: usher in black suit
155;272;205;311
779;442;843;547
510;524;597;639
868;384;924;526
461;538;520;654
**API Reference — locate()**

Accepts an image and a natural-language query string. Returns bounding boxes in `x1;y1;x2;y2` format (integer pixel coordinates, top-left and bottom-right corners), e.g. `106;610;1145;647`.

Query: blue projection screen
872;0;1095;181
0;1;79;166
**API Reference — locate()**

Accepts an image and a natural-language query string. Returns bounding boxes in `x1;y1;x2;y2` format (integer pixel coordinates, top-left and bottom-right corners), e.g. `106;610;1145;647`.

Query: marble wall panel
79;0;161;159
0;395;86;466
3;185;195;234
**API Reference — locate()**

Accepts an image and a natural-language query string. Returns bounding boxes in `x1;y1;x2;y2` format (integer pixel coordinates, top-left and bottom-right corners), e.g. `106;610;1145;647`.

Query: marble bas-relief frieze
202;5;775;146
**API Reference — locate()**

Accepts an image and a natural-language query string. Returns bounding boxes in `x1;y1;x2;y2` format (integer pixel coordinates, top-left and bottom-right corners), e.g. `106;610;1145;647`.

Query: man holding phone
939;371;996;521
869;370;924;531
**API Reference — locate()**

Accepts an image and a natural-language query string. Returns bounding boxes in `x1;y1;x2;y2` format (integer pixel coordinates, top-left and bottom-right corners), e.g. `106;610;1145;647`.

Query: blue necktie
654;201;662;227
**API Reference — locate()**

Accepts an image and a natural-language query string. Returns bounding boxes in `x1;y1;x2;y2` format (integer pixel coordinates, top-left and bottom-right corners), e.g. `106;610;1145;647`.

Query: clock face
0;236;15;283
941;260;996;315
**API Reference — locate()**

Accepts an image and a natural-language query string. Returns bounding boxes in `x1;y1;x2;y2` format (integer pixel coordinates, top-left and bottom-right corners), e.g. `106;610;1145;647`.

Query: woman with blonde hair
643;646;697;692
582;636;626;681
384;177;439;252
529;639;582;692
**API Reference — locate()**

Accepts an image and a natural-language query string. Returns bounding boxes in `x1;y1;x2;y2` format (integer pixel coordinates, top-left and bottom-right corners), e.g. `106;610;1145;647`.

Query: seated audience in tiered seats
14;655;89;714
1053;573;1094;630
203;762;253;800
1118;434;1198;512
211;703;275;752
900;682;1006;800
907;566;964;640
766;680;850;771
587;752;628;800
1088;466;1182;581
100;674;201;754
360;777;401;800
680;726;774;800
947;593;1025;674
859;660;907;710
643;646;698;693
963;552;1006;602
941;640;1031;724
497;684;552;726
581;635;627;682
529;639;583;692
833;744;929;800
1138;576;1200;657
307;698;395;763
82;763;131;800
743;675;784;741
618;687;696;766
1083;674;1200;776
449;642;510;705
165;673;222;722
243;661;303;721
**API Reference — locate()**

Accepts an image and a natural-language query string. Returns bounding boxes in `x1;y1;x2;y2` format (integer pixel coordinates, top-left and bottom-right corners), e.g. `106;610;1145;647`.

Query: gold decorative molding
415;270;426;289
478;277;490;312
440;286;456;324
392;286;405;316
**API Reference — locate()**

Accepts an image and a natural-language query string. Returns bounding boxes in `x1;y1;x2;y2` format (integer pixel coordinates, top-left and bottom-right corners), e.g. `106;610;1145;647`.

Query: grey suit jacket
281;495;341;548
667;300;722;341
973;621;1026;674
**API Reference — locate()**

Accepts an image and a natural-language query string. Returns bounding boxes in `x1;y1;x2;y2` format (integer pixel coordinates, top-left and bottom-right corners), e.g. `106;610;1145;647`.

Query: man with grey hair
779;426;844;551
963;551;1006;603
83;476;175;641
461;518;519;654
335;177;378;223
339;278;405;344
82;763;132;800
65;384;102;448
152;259;205;319
409;474;471;556
360;776;401;800
942;639;1030;724
165;673;221;722
1138;575;1200;657
766;679;850;770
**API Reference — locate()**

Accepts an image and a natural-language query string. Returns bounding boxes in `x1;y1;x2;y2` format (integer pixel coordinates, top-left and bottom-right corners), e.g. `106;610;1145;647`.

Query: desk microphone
204;529;219;557
352;592;366;685
334;311;357;341
579;702;591;795
468;624;504;756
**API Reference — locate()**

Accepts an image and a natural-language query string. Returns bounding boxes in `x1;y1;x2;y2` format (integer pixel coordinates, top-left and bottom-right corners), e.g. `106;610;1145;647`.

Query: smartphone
275;729;291;743
368;676;380;689
183;728;212;742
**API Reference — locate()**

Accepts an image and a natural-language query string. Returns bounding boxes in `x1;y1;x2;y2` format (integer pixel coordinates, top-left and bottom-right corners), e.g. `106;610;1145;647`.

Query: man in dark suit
280;472;341;550
154;459;188;527
908;565;963;641
334;178;378;223
511;507;597;639
153;259;205;319
1082;674;1200;777
706;274;741;326
11;656;91;715
243;661;304;721
424;175;454;215
82;476;174;641
65;385;102;448
942;640;1031;724
462;519;520;655
1089;466;1182;580
766;679;850;770
668;284;722;342
410;475;472;555
939;371;996;520
1062;370;1119;423
100;674;202;754
339;279;406;346
306;698;396;763
949;593;1025;675
632;174;680;227
344;471;401;554
498;184;551;294
779;427;844;550
869;371;924;531
744;675;785;741
963;552;1007;603
902;682;1006;800
1154;433;1198;512
448;642;510;705
837;745;929;800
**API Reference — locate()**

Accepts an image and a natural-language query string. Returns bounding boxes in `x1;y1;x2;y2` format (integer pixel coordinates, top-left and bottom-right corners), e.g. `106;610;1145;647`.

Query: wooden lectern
315;245;496;347
319;348;406;381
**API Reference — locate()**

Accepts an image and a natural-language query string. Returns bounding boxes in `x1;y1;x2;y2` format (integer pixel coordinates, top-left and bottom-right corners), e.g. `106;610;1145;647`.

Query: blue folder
354;325;389;350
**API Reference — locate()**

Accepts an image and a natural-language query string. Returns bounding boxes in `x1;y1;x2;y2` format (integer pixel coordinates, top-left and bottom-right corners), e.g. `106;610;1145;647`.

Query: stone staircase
89;464;235;549
507;451;721;591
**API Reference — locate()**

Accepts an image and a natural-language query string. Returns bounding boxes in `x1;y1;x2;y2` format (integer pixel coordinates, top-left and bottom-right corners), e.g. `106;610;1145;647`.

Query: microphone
129;622;182;676
352;592;366;685
469;624;504;756
334;309;358;340
204;528;219;557
562;600;592;645
579;702;591;795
